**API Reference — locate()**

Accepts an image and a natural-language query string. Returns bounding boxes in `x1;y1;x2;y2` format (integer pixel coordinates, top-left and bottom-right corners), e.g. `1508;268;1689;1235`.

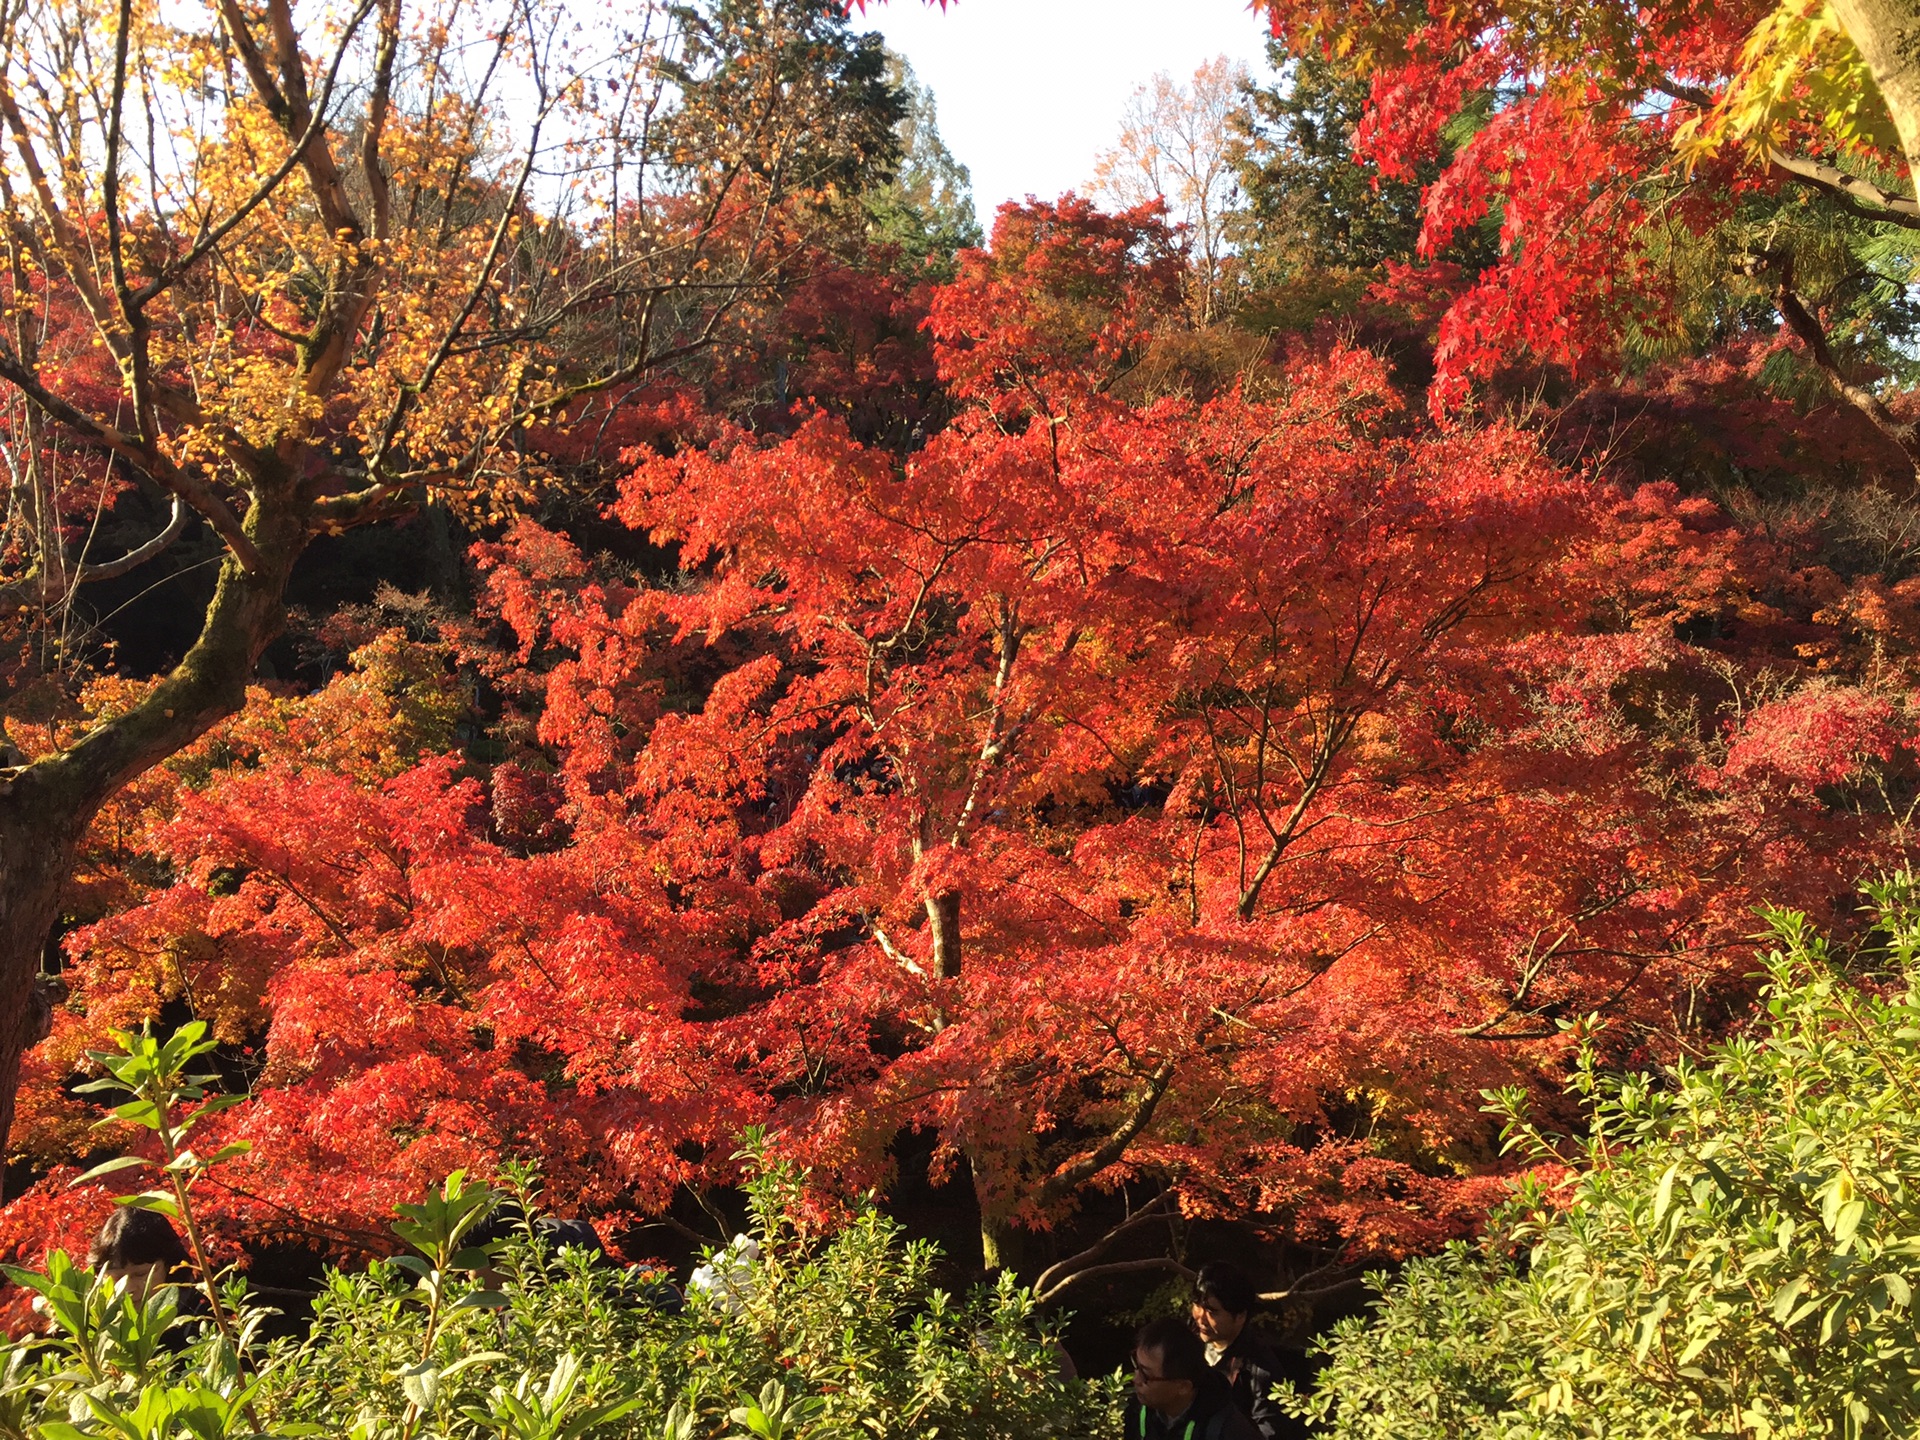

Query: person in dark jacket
470;1209;613;1262
1125;1316;1260;1440
1189;1262;1291;1440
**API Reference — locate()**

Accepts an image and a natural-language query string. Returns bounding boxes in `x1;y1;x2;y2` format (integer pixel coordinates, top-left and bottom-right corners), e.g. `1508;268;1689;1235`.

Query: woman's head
88;1208;190;1303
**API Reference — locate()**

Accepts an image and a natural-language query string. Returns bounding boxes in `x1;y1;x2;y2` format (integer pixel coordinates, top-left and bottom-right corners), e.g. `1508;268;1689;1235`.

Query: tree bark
925;889;962;979
1738;247;1920;479
0;486;305;1194
979;1210;1027;1273
0;800;83;1193
1832;0;1920;181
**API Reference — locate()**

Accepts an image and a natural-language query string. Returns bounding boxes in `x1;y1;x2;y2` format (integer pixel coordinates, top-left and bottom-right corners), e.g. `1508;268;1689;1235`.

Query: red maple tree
1250;0;1920;477
8;188;1920;1311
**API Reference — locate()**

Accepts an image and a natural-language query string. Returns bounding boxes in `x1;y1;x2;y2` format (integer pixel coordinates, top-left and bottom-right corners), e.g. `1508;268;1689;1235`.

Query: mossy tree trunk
0;489;306;1191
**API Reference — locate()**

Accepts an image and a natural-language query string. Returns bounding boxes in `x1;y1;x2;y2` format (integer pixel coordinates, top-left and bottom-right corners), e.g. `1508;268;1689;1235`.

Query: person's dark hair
1135;1316;1209;1383
535;1217;608;1257
465;1200;529;1251
1192;1260;1259;1318
468;1204;611;1264
89;1208;189;1270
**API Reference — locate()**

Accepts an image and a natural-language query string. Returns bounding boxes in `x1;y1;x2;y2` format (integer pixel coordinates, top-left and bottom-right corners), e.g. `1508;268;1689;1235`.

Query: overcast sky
861;0;1279;218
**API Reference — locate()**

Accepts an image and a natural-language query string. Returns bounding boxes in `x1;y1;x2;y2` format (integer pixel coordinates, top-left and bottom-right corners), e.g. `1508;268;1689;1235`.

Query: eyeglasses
1130;1355;1174;1384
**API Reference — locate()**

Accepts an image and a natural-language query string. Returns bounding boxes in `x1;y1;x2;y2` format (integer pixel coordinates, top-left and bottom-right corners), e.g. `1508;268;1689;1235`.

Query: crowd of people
78;1212;1296;1437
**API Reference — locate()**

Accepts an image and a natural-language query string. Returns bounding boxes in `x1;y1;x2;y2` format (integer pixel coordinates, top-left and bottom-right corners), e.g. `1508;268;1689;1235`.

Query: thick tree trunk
925;890;963;979
1832;0;1920;180
0;799;87;1191
0;491;305;1194
422;500;466;606
980;1211;1027;1273
973;1154;1025;1273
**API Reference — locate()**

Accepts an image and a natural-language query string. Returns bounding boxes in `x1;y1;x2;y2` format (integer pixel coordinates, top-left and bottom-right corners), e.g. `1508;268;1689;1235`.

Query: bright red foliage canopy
6;196;1919;1312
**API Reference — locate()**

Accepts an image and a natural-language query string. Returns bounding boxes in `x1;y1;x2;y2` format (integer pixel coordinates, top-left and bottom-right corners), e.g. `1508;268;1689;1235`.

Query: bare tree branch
1036;1057;1178;1207
1744;248;1920;472
1036;1257;1195;1304
74;496;188;582
1767;149;1920;229
1033;1191;1181;1301
0;344;264;571
136;0;379;304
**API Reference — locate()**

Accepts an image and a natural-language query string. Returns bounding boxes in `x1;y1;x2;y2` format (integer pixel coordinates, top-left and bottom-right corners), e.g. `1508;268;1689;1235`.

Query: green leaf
449;1289;511;1312
400;1365;440;1409
1820;1293;1852;1345
1652;1162;1679;1226
438;1352;511;1380
0;1264;54;1294
1675;1333;1714;1365
1822;1173;1853;1233
116;1191;180;1218
575;1398;641;1433
107;1099;162;1128
70;1155;150;1185
1833;1198;1867;1250
1769;1274;1811;1323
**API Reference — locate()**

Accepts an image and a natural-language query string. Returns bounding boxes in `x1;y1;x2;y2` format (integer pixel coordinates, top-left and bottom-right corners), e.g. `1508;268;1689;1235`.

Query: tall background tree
867;56;981;269
1091;58;1247;323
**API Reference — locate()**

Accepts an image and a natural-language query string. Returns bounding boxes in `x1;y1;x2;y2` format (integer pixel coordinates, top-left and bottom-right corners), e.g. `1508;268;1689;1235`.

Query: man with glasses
1127;1316;1260;1440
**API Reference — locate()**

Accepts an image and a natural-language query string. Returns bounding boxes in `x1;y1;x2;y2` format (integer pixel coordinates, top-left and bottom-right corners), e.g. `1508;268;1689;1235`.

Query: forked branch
1032;1190;1182;1302
1767;149;1920;229
1036;1056;1178;1207
1744;248;1920;473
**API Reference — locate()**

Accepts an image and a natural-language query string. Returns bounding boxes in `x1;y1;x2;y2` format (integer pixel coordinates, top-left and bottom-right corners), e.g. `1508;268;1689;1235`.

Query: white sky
860;0;1279;218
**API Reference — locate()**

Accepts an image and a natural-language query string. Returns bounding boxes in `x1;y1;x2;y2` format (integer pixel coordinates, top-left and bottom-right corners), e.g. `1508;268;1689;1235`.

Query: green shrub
1;1144;1121;1440
1288;875;1920;1440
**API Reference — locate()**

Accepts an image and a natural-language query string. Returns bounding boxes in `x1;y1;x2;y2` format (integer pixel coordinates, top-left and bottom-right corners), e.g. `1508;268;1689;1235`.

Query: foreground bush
0;1150;1121;1440
1287;876;1920;1440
